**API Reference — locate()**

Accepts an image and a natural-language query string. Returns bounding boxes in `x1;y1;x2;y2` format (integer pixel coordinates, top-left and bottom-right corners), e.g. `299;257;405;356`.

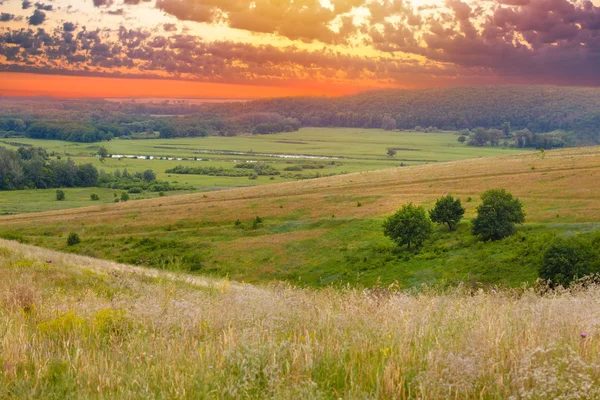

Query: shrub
142;169;156;182
472;189;525;241
128;187;143;194
158;191;166;197
252;216;263;229
67;233;81;246
90;193;100;201
120;192;130;202
429;195;465;231
539;237;599;287
383;203;433;249
56;190;65;201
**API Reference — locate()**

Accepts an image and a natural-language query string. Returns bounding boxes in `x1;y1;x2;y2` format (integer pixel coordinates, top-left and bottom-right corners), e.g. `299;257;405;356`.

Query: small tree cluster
383;190;525;250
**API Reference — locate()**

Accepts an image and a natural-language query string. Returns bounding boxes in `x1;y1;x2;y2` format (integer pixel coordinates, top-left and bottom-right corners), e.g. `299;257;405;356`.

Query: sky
0;0;599;98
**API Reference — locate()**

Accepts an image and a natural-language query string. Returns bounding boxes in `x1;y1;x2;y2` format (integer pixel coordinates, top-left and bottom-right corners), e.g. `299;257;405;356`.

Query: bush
56;190;65;201
429;195;465;231
90;193;100;201
120;192;130;202
383;203;433;249
67;232;81;246
128;187;143;194
142;169;156;182
539;237;599;287
472;189;525;241
252;216;263;229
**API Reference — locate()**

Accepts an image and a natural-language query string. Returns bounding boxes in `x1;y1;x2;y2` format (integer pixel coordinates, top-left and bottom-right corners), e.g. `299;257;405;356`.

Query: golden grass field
3;238;600;399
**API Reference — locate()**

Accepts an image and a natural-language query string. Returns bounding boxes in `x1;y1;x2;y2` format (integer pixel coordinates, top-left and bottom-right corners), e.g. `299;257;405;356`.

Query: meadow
2;238;600;399
1;146;599;288
0;128;524;214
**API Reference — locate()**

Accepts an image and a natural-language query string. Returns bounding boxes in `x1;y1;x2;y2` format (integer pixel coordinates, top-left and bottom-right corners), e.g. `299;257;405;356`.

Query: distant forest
0;85;599;146
216;86;600;146
0;99;301;142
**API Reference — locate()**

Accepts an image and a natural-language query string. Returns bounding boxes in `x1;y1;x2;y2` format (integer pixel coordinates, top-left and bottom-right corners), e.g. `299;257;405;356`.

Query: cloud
63;22;76;32
415;0;600;84
0;13;16;22
152;0;360;43
0;24;481;88
35;2;53;11
1;0;600;88
28;10;46;25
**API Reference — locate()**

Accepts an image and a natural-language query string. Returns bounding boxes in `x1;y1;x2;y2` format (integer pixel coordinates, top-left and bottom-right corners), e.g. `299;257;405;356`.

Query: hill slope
1;146;600;287
218;85;600;141
3;238;600;398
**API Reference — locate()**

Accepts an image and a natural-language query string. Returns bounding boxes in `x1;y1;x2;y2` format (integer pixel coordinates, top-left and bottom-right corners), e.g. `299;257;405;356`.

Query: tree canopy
472;189;525;241
383;203;433;249
429;195;465;231
539;236;600;287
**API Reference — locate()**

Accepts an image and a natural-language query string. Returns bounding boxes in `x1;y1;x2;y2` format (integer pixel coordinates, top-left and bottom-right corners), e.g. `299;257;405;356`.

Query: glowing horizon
0;0;599;99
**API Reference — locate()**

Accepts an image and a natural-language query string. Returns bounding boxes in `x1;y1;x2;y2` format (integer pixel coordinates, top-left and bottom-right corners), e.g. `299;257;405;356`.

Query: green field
2;146;599;289
0;188;195;216
0;128;525;214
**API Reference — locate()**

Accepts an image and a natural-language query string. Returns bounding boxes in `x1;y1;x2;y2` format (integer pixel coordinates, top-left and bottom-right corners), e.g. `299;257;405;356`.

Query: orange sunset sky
0;0;599;98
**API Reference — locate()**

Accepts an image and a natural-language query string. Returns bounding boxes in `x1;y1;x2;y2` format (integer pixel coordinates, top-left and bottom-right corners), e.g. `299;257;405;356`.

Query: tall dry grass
2;238;600;399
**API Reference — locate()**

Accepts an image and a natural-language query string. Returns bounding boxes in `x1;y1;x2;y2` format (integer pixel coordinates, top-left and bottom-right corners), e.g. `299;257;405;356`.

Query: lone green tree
472;189;525;241
67;232;81;246
97;146;109;162
429;195;465;231
56;189;65;201
383;203;433;249
387;148;397;157
539;237;599;287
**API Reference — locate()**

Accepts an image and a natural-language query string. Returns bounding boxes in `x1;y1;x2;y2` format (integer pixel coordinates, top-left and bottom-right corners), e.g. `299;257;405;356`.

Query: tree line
211;85;600;145
0;146;183;192
0;99;301;143
2;85;599;145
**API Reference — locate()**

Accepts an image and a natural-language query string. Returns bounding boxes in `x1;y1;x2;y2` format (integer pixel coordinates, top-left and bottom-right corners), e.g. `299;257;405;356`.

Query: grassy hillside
3;239;600;398
0;128;525;215
1;146;599;288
